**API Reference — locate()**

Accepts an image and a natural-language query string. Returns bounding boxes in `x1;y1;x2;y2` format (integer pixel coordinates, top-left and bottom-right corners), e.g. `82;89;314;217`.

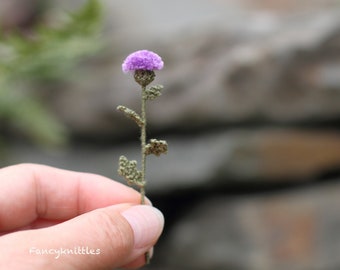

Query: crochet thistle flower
117;49;167;205
117;49;167;265
122;50;164;73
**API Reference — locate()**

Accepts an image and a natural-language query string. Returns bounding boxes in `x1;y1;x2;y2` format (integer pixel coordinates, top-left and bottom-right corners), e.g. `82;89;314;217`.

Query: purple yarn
122;50;164;73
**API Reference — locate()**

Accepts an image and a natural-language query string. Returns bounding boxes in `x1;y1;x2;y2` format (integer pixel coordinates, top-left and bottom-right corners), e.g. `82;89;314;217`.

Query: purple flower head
122;50;164;73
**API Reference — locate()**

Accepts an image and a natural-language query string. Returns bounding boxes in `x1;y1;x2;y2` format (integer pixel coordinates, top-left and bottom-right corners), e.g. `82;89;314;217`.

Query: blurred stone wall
2;1;340;269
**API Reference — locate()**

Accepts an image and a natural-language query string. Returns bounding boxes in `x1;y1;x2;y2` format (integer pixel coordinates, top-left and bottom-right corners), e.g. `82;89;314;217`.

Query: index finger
0;163;141;231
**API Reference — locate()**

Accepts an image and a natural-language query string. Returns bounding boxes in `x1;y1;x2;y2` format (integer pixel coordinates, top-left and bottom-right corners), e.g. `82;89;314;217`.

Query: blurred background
1;0;340;269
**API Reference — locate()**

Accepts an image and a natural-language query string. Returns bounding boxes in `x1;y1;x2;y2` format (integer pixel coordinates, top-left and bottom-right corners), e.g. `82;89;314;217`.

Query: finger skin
0;205;163;270
0;163;141;231
0;205;133;269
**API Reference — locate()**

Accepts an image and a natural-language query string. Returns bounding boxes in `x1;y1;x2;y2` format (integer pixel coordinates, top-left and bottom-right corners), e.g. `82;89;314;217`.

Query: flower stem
140;86;147;205
141;86;151;264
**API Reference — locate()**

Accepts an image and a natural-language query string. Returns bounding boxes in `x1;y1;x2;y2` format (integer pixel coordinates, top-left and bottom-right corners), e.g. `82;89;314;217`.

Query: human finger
0;163;142;231
0;204;164;270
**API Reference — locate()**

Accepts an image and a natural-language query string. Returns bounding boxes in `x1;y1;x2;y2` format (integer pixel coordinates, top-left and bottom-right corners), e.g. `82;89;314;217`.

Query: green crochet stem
140;86;147;205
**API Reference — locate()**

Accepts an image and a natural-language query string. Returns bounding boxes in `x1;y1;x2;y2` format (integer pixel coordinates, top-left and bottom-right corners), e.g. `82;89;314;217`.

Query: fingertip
121;205;164;250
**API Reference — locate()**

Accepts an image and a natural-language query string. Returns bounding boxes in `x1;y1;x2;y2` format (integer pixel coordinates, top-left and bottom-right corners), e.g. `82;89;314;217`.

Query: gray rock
217;129;340;182
158;181;340;270
43;6;340;138
7;129;340;192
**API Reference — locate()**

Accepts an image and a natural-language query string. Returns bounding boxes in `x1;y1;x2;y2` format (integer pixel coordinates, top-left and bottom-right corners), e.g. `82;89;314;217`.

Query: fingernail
122;205;164;249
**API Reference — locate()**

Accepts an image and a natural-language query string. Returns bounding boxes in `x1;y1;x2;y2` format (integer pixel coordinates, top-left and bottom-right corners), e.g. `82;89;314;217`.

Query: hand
0;164;164;269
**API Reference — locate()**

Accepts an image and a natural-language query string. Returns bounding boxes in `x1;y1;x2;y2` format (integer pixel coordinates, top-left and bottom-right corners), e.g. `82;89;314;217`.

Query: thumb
0;204;164;270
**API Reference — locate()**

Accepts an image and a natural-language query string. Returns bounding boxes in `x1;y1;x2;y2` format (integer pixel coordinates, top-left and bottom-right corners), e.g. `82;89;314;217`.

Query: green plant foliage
0;0;102;147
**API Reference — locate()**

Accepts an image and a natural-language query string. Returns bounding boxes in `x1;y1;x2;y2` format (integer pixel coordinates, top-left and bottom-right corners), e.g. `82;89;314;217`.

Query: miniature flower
122;50;164;73
118;50;166;201
117;50;166;264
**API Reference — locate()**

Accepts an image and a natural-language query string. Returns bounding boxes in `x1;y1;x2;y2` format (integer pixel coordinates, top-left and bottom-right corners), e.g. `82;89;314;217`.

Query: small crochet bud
118;155;144;187
145;139;168;156
122;50;164;87
117;105;144;127
145;85;164;100
134;70;155;87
